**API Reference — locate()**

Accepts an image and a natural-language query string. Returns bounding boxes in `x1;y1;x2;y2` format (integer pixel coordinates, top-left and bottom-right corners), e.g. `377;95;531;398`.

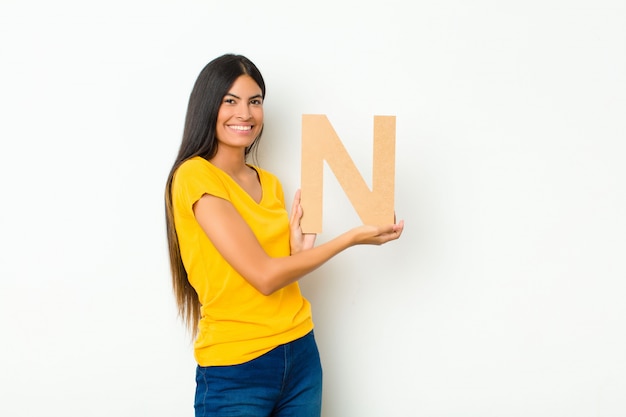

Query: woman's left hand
289;189;317;254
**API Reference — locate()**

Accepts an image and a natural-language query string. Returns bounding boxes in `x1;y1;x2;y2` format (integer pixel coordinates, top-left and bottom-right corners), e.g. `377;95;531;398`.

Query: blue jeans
194;331;323;417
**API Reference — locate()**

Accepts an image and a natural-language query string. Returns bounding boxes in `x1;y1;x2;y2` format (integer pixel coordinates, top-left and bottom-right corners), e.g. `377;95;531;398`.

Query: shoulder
251;166;280;184
172;157;229;203
174;157;223;185
175;156;212;177
254;166;284;191
251;166;285;202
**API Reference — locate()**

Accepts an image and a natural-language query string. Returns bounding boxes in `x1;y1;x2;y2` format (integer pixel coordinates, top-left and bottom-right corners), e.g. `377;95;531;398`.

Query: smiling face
215;75;264;153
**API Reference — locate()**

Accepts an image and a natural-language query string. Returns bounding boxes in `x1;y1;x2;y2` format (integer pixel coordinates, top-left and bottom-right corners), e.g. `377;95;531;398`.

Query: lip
227;124;254;132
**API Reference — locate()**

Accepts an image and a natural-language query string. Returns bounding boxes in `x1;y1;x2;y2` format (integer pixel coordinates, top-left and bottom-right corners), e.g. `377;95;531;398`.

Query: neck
209;149;249;177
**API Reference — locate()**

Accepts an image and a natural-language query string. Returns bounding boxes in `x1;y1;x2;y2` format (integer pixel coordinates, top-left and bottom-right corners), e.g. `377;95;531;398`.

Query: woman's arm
193;192;404;296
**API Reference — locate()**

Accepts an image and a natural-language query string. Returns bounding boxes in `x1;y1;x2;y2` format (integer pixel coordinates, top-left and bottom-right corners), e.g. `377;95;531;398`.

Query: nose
237;104;252;120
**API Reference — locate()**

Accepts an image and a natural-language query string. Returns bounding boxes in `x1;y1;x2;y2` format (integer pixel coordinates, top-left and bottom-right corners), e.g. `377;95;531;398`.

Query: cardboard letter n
300;115;396;233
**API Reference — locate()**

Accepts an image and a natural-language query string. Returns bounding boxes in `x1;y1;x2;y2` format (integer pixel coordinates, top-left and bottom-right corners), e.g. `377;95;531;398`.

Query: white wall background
1;1;625;416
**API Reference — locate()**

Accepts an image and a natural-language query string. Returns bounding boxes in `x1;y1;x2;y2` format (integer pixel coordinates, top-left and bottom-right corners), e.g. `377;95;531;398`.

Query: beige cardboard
300;115;396;233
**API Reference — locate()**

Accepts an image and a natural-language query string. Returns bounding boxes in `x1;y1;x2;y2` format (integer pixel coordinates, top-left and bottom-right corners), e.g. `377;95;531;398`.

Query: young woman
164;54;404;417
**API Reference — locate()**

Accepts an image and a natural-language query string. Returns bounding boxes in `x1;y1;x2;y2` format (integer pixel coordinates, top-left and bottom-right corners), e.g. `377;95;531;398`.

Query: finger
395;219;405;235
388;221;404;241
381;220;404;241
289;189;301;224
295;190;303;221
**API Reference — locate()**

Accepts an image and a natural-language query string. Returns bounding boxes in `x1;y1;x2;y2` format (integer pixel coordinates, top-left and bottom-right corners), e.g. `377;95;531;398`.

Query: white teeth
230;125;252;131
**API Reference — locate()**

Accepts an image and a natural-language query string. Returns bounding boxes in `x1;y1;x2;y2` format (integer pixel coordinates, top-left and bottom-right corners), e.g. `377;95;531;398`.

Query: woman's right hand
350;220;405;246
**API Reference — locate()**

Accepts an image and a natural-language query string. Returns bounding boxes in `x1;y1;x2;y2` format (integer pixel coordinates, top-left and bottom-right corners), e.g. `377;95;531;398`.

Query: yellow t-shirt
171;156;313;366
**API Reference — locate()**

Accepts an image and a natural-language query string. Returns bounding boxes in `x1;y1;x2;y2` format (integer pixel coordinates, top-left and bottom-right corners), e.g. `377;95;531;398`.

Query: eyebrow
225;92;263;100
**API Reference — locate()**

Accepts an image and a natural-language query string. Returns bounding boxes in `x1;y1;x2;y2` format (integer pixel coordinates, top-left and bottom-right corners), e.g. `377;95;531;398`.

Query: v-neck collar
205;159;264;205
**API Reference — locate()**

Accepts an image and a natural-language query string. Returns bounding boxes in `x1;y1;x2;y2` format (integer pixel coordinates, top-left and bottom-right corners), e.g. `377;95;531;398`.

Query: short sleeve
172;158;230;217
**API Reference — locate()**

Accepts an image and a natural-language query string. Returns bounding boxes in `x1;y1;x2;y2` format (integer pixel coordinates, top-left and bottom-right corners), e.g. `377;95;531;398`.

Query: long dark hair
164;54;266;337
